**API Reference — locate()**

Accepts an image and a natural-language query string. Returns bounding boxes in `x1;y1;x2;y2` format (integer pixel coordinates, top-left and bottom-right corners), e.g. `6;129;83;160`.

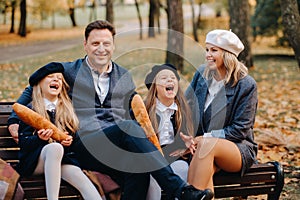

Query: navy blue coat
185;65;258;175
16;106;79;177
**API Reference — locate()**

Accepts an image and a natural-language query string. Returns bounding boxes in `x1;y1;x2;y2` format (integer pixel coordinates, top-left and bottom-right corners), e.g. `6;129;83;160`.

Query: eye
103;42;112;47
92;42;100;46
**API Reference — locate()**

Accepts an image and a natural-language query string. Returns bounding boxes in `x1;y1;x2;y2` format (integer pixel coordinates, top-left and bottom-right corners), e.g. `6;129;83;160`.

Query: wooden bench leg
267;161;284;200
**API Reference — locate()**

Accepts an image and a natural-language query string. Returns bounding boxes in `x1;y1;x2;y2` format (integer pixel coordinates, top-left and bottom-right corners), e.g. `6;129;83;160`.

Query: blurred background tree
251;0;300;46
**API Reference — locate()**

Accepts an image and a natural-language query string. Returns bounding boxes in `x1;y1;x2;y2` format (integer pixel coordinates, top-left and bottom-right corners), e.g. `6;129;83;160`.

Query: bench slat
0;149;19;160
0;138;18;148
215;183;278;198
0;127;11;137
0;115;10;126
214;171;277;185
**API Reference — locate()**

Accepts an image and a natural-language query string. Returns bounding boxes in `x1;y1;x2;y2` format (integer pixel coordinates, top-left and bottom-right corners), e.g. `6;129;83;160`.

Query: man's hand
8;124;19;144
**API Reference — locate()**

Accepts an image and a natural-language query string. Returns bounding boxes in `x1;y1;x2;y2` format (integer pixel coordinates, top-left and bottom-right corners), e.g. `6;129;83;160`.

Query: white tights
33;143;102;200
146;160;189;200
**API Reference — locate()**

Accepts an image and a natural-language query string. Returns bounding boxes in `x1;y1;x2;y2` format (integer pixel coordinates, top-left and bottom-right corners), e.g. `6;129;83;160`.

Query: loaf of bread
131;94;163;155
12;103;68;142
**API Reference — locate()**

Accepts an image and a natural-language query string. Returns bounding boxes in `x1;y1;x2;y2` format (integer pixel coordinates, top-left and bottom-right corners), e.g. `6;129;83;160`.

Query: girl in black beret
144;64;213;200
17;63;102;200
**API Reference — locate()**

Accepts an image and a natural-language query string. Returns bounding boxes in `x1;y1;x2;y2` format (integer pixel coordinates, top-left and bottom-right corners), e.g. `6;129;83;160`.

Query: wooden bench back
0;102;19;165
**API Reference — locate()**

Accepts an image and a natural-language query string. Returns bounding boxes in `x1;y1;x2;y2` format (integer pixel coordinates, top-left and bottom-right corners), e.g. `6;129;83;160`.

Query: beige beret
205;29;244;57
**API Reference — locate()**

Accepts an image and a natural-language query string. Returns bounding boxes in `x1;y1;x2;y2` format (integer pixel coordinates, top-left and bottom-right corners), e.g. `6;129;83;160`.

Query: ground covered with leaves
0;25;299;199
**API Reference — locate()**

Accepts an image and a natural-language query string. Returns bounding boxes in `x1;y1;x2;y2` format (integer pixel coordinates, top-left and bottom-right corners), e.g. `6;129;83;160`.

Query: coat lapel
204;83;235;132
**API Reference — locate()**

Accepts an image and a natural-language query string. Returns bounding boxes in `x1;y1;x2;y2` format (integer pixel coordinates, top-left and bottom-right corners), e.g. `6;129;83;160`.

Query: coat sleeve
223;76;258;142
8;86;33;125
18;121;48;152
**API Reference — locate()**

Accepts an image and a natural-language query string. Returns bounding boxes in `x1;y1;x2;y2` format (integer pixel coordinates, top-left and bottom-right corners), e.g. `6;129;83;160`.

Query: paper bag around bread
12;103;68;142
131;94;163;155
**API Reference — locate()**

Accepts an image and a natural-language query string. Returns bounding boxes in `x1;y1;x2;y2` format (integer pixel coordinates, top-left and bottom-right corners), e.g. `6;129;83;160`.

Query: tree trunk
89;0;97;22
148;0;156;37
3;2;8;24
280;0;300;68
10;0;16;33
155;0;161;34
106;0;114;24
189;0;198;42
134;0;143;40
166;0;184;72
229;0;253;68
51;11;56;29
68;0;77;27
18;0;26;37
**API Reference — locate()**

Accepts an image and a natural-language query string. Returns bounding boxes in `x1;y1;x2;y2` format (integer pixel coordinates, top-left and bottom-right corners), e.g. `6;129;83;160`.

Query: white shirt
44;98;57;111
86;57;112;104
204;77;224;111
156;99;178;146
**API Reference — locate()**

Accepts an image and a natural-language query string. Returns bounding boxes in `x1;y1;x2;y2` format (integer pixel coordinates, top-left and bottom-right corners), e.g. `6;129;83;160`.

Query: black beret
144;63;180;89
29;62;64;86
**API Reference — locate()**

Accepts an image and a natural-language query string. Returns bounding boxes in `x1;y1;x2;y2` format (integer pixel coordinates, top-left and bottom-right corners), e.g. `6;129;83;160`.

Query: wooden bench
0;102;82;199
0;102;284;199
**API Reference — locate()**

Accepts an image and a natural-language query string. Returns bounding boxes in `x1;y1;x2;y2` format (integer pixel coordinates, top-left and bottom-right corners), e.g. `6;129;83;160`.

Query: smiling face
155;69;179;106
39;73;63;102
205;43;227;79
84;29;115;72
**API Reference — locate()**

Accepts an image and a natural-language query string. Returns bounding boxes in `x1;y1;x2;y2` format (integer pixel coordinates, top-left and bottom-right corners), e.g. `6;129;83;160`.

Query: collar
86;56;112;75
156;98;178;112
44;98;58;110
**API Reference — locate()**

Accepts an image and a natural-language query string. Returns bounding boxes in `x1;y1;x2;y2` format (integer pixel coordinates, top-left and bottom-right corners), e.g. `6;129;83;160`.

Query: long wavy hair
32;76;79;134
203;51;248;86
144;77;194;138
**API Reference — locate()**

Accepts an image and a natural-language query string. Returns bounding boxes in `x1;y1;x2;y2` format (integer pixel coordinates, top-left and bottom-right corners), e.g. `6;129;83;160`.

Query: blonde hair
32;76;79;134
204;51;248;86
145;79;194;138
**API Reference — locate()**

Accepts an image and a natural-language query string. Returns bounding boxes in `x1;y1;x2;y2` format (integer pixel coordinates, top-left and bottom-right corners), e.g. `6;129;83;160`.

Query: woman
16;62;102;200
186;29;258;193
144;64;213;200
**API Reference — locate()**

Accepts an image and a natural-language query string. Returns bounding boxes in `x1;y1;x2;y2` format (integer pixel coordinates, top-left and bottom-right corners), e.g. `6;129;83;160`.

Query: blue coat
185;65;258;175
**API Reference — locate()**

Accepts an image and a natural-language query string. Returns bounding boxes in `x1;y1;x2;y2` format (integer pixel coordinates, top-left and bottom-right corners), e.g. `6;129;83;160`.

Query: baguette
131;94;163;155
12;103;68;142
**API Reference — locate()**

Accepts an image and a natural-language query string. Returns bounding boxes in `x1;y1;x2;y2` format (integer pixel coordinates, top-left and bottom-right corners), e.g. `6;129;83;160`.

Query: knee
43;143;64;160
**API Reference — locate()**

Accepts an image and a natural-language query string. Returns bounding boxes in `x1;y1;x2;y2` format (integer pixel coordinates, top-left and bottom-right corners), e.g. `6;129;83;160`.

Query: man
8;20;213;200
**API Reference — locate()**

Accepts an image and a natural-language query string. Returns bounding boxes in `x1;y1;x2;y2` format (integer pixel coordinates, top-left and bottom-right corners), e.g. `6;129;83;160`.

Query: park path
0;36;83;63
0;4;217;64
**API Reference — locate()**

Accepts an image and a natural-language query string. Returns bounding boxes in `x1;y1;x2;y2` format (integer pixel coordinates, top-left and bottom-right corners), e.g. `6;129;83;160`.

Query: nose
98;42;105;51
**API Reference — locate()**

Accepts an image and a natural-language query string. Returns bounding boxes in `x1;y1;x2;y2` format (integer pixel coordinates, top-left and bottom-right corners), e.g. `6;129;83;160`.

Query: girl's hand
61;133;73;147
37;129;53;141
180;132;197;155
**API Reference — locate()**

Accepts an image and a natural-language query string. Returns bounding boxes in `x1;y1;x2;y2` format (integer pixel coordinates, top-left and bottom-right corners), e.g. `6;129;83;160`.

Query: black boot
181;185;214;200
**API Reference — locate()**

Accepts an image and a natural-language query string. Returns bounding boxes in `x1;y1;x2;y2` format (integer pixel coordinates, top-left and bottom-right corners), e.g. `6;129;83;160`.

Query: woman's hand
37;129;53;141
61;133;73;147
180;132;197;155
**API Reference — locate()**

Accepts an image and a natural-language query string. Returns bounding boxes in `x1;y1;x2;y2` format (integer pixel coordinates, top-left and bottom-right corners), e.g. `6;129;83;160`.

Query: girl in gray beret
17;63;102;200
186;29;258;194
